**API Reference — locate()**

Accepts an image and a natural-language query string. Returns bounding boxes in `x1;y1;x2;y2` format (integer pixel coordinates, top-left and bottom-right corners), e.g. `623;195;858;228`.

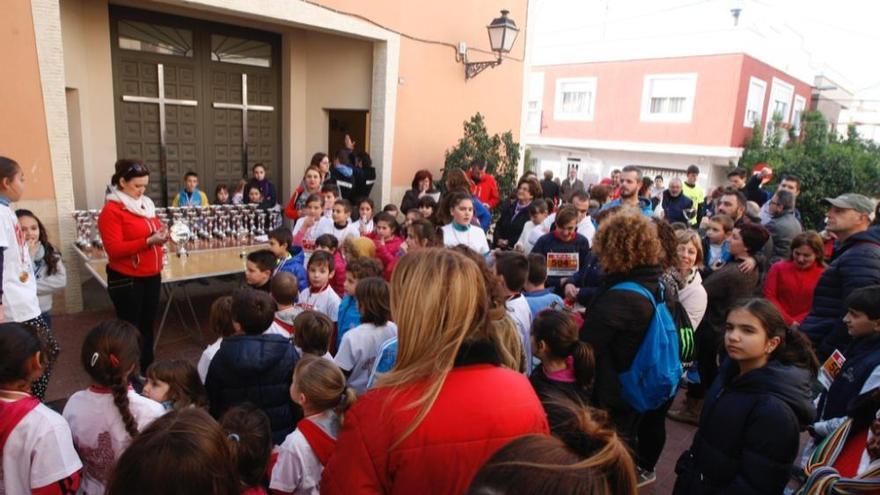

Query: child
334;277;398;394
342;236;376;262
245;249;275;292
205;288;300;445
143;359;208;411
404;218;443;253
293;311;335;360
495;252;534;369
248;185;274;211
321;184;339;219
382;203;400;221
172;171;209;207
369;212;405;280
523;253;564;316
0;157;55;400
232;178;248;205
403;209;423;233
247;163;278;207
271;356;357;494
0;322;82;494
292;194;334;265
267;272;302;340
297;251;341;325
337;257;384;352
220;404;273;495
702;213;733;274
268;227;308;292
17;209;66;326
63;320;166;494
198;296;235;383
529;310;595;436
330;199;360;243
315;234;346;297
214;184;231;205
441;191;490;255
356;198;375;235
416;195;437;223
107;408;240;494
531;206;590;292
515;201;549;254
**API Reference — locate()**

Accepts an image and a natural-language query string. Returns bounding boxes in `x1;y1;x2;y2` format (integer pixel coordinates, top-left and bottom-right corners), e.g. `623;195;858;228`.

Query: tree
442;113;521;203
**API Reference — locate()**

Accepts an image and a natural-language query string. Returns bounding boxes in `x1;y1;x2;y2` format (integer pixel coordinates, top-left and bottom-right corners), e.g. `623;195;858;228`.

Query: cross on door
212;73;275;179
122;63;198;207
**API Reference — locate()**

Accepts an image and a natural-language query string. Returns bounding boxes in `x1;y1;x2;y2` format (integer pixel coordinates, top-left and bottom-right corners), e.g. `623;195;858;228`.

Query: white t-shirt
0;204;40;321
297;286;341;322
356;218;374;235
330;221;360;244
293;216;334;265
270;411;341;495
198;338;223;384
577;216;596;244
335;322;398;394
62;387;165;494
506;295;533;371
1;395;82;494
442;223;489;255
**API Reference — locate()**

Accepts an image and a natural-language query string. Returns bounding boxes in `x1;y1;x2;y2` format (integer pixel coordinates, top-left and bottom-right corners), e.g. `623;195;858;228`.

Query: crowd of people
2;150;880;495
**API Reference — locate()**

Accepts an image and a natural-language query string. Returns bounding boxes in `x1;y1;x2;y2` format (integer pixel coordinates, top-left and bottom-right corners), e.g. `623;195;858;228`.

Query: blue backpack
610;281;682;412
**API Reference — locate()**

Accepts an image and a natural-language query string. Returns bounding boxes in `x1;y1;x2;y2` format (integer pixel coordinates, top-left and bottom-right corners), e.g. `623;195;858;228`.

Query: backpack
669;299;696;364
610;281;682;412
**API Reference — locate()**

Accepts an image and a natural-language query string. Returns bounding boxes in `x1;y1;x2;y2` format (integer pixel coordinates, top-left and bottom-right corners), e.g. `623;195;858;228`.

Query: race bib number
818;349;846;390
546;252;579;276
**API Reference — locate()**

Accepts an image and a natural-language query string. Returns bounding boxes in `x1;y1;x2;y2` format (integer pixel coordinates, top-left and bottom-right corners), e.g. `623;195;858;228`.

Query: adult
467;159;500;210
571;190;596;243
400;170;439;214
682;165;705;226
329;148;361;201
601;165;653;217
765;189;802;264
97;159;168;372
763;231;825;326
726;167;748;192
494;178;542;250
799;194;880;361
675;230;708;329
438;169;491;231
607;169;622;200
322;249;548;494
743;166;773;206
759;172;802;224
539;170;561;206
661;178;694;224
579;211;664;446
715;187;748;228
283;164;323;221
560;166;585;202
668;222;769;425
351;150;376;205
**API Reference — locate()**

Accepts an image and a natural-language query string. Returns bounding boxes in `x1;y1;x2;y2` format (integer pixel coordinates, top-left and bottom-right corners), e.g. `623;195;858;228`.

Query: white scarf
106;187;156;218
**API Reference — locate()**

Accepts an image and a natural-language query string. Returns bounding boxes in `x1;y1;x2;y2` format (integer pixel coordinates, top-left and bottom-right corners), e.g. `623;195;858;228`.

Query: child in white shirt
329;199;360;244
266;272;303;340
442;192;489;256
297;251;341;323
356;198;375;235
495;252;534;372
63;320;165;494
515;201;550;254
292;194;334;265
198;296;235;383
293;311;335;361
334;277;398;394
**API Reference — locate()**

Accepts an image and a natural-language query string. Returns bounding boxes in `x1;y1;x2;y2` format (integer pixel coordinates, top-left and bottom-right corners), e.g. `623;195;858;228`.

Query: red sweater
763;260;825;325
467;172;500;210
369;234;404;281
97;200;164;277
322;364;549;495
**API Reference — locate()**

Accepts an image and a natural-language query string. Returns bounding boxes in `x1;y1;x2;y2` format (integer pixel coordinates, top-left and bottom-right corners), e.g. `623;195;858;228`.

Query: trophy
169;218;192;258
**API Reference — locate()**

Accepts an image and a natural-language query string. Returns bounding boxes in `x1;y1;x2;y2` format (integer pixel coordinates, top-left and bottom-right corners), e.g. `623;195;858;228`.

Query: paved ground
47;277;696;494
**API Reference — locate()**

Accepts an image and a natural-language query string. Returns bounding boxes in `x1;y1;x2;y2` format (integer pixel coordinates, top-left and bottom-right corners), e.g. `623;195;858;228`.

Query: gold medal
19;271;29;283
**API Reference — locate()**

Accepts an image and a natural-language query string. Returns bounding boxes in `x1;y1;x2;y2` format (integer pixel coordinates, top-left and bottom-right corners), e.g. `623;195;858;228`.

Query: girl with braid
62;320;165;494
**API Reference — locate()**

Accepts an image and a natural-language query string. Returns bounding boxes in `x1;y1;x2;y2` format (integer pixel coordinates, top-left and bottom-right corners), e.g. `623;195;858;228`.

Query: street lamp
457;9;519;80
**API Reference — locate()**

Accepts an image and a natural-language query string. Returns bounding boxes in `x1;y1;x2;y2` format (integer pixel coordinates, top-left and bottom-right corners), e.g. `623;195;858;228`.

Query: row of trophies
74;204;282;257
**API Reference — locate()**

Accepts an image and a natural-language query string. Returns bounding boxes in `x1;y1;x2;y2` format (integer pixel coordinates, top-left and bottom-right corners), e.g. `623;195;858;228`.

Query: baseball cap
820;193;875;214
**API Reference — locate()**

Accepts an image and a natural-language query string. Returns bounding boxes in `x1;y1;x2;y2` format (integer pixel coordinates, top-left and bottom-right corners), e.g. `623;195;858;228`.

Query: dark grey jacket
766;209;802;264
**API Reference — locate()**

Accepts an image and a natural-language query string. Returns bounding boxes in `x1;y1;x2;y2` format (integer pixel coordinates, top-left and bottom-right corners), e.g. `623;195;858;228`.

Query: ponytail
570;341;595;392
335;387;357;417
294;355;356;419
532;310;594;391
111;381;140;438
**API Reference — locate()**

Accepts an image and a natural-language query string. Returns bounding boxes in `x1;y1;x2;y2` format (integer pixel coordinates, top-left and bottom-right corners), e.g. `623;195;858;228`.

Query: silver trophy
169;218;192;258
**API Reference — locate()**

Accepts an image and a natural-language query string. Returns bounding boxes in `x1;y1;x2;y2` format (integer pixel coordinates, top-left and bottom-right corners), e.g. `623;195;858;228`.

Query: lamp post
458;10;519;80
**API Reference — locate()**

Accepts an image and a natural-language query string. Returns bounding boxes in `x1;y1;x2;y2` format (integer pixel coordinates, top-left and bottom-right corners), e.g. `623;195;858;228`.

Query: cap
820;193;875;215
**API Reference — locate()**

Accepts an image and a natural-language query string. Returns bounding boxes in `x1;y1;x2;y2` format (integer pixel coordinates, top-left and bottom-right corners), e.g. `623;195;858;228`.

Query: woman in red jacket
322;249;549;494
97;159;168;371
763;231;826;326
284;162;324;221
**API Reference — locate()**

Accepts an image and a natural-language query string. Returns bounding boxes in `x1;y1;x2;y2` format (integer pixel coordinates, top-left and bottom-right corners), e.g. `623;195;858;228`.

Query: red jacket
763;260;825;325
322;364;549;495
97;200;164;277
370;234;404;281
467;172;500;210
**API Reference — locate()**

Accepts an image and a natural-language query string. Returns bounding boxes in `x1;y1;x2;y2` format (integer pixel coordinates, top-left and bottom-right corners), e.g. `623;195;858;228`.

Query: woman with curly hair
578;210;664;451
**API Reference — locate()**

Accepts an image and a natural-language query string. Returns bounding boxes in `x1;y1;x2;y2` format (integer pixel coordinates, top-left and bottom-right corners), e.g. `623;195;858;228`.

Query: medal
19;271;28;283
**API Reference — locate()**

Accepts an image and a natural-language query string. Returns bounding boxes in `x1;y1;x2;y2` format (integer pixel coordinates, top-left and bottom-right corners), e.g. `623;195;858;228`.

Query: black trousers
636;395;676;471
687;327;722;400
106;267;161;372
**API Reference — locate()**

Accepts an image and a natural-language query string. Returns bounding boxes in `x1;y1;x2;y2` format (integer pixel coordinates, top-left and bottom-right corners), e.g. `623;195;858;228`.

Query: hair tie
90;352;99;368
227;433;240;442
109;353;120;368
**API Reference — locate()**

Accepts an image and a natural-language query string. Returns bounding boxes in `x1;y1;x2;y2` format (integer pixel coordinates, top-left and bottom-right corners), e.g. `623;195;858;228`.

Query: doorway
327;109;369;160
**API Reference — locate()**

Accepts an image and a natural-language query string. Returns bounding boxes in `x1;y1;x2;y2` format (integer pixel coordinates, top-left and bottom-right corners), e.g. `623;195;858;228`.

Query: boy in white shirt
321;185;338;219
296;251;341;325
330;199;360;244
515;200;550;254
292;310;335;361
494;252;533;373
266;272;302;340
198;296;235;383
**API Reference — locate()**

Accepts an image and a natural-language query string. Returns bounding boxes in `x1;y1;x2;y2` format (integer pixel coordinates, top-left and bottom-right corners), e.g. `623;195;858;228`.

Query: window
211;35;271;67
766;78;795;125
743;77;767;128
791;95;807;133
554;77;597;121
526;73;545;134
640;74;698;123
118;20;193;57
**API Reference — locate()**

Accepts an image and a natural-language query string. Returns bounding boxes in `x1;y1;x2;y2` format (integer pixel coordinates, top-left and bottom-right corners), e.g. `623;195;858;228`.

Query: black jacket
494;200;532;248
206;334;301;444
540;179;561;203
661;190;694;224
579;265;663;415
700;260;760;339
800;226;880;361
674;359;815;495
816;334;880;422
529;365;592;438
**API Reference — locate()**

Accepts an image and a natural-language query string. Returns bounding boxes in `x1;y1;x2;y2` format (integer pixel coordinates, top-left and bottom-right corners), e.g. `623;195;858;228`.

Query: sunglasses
122;162;149;179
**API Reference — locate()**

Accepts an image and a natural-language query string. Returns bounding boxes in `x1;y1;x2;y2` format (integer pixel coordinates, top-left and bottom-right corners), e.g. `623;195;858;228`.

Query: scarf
799;418;880;494
106;187;156;218
544;356;576;383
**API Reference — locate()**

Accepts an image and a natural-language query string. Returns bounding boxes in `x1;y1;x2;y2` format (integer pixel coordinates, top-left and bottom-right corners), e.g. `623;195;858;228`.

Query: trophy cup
170;218;192;258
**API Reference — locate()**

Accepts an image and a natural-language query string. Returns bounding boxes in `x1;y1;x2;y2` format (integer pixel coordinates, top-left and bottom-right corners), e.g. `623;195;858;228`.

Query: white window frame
639;73;698;123
526;72;545;134
554;77;597;121
791;95;807;132
743;77;767;128
766;77;795;126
